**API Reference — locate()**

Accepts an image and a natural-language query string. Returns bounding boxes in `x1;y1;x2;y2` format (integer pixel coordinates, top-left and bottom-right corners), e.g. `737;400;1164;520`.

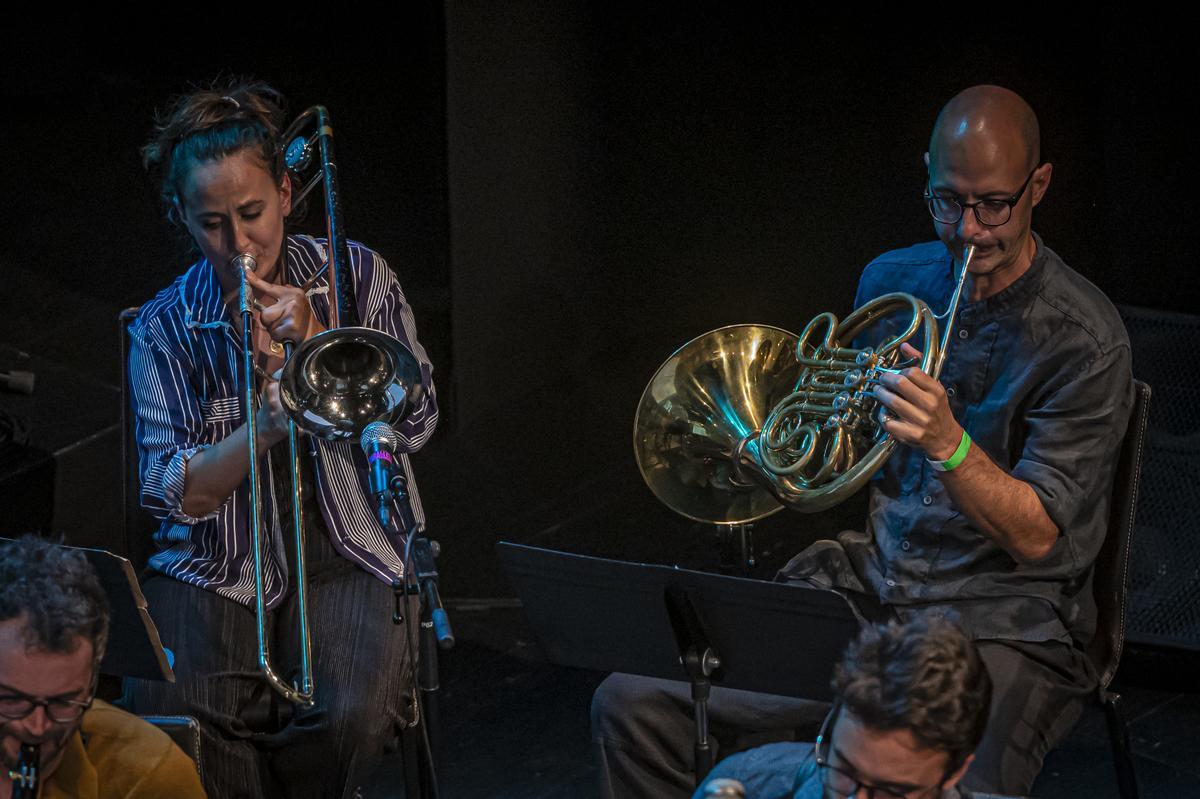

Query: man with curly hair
0;535;206;798
694;615;992;799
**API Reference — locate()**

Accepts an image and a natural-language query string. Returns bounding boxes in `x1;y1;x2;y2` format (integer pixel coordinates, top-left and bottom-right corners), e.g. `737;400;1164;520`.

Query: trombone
236;106;424;705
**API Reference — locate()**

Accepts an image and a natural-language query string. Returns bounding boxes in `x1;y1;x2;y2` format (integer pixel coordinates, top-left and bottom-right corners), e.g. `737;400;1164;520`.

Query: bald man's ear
1030;162;1053;207
923;152;930;168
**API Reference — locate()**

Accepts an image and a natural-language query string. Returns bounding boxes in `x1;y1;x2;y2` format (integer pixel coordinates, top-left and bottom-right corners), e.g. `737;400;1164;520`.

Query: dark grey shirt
783;234;1133;646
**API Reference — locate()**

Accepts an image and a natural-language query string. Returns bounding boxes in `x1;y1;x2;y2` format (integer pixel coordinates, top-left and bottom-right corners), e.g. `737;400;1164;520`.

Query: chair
119;306;161;571
1087;379;1152;799
142;714;204;778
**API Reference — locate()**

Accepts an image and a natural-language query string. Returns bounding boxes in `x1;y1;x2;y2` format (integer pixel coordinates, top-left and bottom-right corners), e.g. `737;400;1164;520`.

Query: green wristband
927;431;971;472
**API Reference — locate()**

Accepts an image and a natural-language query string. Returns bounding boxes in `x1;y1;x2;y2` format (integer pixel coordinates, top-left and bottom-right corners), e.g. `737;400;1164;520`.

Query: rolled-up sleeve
127;323;219;525
1010;342;1133;566
354;245;439;453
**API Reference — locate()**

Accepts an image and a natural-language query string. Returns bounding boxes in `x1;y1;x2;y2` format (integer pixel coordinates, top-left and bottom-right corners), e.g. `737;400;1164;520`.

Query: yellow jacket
41;700;207;799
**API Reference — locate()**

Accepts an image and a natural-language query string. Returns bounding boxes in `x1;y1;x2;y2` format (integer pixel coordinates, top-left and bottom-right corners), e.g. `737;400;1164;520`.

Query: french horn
634;245;973;524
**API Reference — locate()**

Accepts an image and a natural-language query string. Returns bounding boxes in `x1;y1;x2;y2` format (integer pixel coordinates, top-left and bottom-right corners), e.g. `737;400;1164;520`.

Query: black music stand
0;538;174;682
496;542;869;784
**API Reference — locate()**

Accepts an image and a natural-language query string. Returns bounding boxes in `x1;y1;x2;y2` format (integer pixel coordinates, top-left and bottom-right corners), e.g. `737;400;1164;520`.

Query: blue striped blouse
128;235;438;608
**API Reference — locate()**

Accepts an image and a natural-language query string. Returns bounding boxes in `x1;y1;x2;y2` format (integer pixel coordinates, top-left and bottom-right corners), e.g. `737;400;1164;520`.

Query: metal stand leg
1104;690;1141;799
664;586;725;788
419;601;442;797
715;523;755;576
686;647;721;785
388;536;453;799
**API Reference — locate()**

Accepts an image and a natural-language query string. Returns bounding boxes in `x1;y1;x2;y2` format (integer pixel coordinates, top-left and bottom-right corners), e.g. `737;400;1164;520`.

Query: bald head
923;86;1050;298
929;86;1040;173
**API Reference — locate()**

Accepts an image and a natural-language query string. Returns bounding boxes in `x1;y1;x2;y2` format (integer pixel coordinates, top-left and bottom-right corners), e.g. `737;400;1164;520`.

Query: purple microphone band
369;450;396;466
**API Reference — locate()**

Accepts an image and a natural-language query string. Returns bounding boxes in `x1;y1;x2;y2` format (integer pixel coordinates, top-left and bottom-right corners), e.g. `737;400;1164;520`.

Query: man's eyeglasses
924;166;1040;227
814;705;946;799
0;677;97;724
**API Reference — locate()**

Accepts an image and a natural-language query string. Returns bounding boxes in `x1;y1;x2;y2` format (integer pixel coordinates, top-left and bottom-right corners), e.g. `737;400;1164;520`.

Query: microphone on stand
360;421;402;527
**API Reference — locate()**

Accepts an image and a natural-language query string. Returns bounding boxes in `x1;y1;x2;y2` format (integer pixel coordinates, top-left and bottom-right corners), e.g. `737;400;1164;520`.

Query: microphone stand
380;471;454;799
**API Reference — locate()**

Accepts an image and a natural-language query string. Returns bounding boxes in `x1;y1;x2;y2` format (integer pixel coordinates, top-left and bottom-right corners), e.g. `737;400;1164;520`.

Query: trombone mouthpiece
232;253;258;274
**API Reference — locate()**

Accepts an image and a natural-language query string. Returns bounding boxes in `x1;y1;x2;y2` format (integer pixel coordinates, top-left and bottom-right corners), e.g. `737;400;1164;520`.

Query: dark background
0;7;1192;598
3;8;1199;797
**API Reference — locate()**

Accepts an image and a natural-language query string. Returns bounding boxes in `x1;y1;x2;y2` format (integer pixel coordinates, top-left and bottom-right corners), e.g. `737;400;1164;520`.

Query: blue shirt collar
956;231;1049;324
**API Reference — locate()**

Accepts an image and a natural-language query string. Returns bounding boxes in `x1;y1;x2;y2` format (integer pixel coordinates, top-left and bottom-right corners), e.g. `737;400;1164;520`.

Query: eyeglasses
814;705;945;799
0;676;97;724
924;166;1039;227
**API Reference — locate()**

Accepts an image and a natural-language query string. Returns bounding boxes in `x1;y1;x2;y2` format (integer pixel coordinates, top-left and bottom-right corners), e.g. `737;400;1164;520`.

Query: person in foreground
694;615;991;799
593;84;1133;797
123;79;438;798
0;535;206;799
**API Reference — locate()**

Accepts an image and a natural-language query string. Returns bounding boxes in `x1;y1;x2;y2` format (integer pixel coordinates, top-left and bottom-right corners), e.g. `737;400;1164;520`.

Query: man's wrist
928;430;971;472
927;426;964;462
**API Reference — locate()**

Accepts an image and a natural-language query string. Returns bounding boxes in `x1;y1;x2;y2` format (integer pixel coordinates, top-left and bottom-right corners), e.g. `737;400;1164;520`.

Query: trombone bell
280;326;424;440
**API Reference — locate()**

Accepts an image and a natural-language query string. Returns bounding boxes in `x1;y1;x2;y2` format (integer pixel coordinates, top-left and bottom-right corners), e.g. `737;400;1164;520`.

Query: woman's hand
246;271;326;344
255;374;291;447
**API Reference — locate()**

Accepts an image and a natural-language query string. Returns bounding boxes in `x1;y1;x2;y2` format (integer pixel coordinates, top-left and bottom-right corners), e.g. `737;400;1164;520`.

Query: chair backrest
1088;379;1152;690
141;714;203;777
119;306;158;570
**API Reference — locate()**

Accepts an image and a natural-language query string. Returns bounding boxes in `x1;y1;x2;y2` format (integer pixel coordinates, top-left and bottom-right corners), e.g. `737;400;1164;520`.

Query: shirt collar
178;257;234;331
39;728;98;799
954;231;1048;323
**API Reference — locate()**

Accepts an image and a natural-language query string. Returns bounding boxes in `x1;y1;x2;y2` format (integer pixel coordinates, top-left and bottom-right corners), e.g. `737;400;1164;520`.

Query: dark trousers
591;638;1090;798
123;540;417;799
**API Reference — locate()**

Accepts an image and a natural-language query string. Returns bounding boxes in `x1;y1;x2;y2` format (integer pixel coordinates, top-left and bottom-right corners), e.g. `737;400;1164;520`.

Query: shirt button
901;539;911;551
922;495;933;505
958;329;969;339
946;386;957;398
885;579;897;587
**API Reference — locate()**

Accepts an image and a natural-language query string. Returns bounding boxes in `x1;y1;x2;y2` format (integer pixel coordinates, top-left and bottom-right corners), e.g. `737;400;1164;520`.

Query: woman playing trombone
124;79;438;799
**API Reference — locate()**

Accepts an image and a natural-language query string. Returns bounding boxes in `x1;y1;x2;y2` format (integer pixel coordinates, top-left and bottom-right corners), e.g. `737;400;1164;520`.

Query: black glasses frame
924;165;1040;227
0;673;98;724
813;703;948;799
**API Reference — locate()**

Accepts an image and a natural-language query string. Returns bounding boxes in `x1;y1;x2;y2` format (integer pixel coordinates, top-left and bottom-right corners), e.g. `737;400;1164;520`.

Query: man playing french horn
593;85;1134;797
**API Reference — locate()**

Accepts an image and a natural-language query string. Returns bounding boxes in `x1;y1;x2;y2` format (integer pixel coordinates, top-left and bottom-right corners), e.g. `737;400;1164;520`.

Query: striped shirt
128;235;438;609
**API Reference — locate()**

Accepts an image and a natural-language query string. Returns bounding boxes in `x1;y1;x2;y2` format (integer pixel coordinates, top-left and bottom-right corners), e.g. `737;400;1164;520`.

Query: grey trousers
591;637;1091;798
124;554;417;799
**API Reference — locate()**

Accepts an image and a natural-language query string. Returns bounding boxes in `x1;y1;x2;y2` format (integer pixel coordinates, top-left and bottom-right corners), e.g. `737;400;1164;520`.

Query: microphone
702;778;745;798
360;421;401;527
